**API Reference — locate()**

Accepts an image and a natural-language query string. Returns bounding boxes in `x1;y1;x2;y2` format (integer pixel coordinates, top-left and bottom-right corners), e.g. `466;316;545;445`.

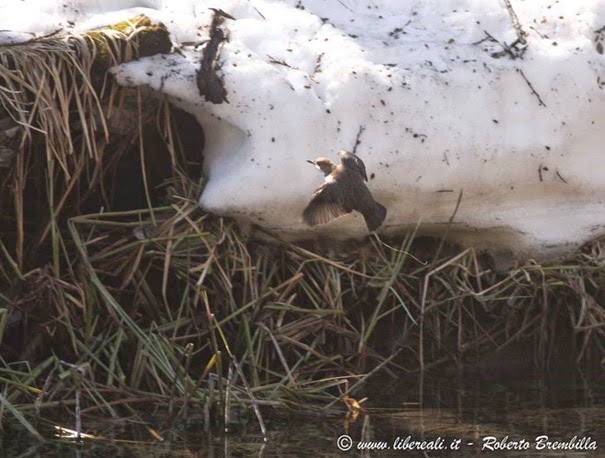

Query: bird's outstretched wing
338;150;368;182
303;182;351;226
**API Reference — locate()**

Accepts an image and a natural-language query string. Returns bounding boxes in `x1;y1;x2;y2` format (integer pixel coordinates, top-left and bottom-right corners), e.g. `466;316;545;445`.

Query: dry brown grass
0;18;604;442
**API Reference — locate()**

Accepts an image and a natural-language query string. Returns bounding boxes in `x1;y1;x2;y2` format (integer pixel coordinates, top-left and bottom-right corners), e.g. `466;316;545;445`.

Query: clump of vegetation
0;17;604;441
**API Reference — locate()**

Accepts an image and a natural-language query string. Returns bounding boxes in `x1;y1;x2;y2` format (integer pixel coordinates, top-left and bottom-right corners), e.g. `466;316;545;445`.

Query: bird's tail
364;202;387;232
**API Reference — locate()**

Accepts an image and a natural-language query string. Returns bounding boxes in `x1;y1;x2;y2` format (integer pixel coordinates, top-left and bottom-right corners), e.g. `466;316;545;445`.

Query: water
1;370;604;457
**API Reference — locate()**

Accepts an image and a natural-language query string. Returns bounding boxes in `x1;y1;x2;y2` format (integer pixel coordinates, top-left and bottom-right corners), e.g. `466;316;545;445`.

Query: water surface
2;370;604;457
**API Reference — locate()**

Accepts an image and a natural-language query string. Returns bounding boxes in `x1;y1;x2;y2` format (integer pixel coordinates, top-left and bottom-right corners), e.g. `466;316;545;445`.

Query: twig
352;125;365;154
420;190;464;370
267;55;296;69
372;234;427;266
35;366;57;415
210;314;268;441
433;189;464;261
60;361;85;442
538;164;544;182
420;248;472;370
529;25;546;39
556;170;568;184
169;342;194;421
230;354;267;440
337;0;353;13
181;343;195;418
0;29;63;48
253;7;266;20
472;33;496;46
517;68;546;107
258;323;294;383
503;0;525;43
475;30;527;59
224;363;233;432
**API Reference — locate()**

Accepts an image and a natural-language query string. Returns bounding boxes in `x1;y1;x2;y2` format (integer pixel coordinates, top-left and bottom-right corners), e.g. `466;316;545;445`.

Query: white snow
2;0;605;261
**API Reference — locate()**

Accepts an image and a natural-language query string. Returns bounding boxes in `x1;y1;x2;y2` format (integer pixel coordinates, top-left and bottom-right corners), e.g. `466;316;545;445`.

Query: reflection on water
1;370;604;457
356;369;605;457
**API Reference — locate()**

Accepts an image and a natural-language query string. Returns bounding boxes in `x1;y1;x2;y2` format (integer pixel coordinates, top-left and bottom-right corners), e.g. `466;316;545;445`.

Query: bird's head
307;157;336;176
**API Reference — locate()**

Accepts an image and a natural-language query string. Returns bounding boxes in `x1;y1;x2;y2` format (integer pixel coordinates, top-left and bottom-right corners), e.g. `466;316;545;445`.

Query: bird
303;150;387;232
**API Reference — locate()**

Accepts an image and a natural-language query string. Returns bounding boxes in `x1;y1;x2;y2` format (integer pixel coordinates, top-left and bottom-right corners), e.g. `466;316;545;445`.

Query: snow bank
3;0;605;261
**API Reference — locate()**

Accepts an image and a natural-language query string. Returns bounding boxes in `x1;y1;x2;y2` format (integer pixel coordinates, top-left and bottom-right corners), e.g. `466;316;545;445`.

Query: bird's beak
306;160;315;165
